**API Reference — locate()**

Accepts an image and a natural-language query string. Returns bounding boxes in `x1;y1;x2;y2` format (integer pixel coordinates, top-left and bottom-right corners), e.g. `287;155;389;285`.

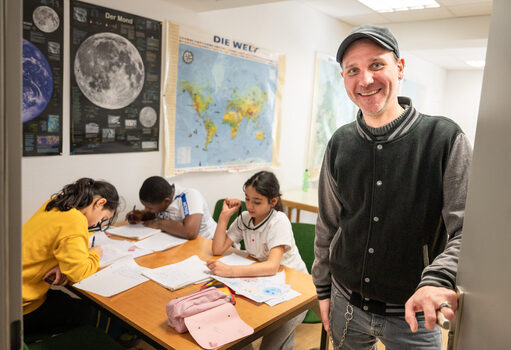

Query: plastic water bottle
302;169;310;192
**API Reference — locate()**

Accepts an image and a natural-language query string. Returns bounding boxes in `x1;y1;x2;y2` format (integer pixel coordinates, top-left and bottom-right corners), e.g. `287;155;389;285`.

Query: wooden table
72;236;317;350
281;188;318;222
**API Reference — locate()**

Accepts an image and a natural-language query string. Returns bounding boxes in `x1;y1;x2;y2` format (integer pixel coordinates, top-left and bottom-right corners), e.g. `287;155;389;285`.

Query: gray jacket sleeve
418;133;473;290
312;146;343;300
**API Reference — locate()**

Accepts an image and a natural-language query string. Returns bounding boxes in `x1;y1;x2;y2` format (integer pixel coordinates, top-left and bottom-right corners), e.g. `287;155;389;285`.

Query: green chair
24;325;124;350
292;222;321;323
212;198;246;226
292;222;328;350
213;198;246;249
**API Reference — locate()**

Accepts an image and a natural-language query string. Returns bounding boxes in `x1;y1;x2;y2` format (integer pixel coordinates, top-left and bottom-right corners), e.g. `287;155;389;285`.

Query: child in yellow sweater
22;178;119;338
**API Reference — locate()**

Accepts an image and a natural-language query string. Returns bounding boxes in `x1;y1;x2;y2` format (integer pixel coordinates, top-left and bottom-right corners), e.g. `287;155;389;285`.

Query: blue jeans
330;284;442;350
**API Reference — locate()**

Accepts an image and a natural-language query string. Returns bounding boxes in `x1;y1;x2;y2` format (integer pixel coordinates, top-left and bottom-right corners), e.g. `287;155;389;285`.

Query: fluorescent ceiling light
466;60;485;68
357;0;440;13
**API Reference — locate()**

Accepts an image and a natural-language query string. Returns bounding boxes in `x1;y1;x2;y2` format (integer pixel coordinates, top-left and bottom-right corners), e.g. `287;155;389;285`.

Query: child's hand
220;198;241;219
143;219;161;230
126;210;143;224
91;245;103;258
206;260;233;277
42;266;68;286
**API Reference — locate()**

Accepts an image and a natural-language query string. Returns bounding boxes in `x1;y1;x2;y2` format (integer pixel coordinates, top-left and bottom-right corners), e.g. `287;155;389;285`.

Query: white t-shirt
226;210;307;273
156;184;217;239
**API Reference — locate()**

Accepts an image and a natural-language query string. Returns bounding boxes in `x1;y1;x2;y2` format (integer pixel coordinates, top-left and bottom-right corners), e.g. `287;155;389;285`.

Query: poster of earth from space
22;0;63;156
23;39;53;123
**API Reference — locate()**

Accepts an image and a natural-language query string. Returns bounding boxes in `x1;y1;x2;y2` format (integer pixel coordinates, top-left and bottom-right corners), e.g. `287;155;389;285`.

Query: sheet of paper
73;257;149;297
143;255;210;291
213;271;292;303
218;253;255;266
106;224;160;240
88;231;111;247
134;232;187;251
265;289;301;306
143;255;211;291
89;232;153;267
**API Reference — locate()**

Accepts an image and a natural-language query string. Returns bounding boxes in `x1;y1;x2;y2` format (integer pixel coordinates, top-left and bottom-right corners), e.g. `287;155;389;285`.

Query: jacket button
377;144;383;150
364;277;370;283
368;248;374;254
373;216;379;222
376;180;382;186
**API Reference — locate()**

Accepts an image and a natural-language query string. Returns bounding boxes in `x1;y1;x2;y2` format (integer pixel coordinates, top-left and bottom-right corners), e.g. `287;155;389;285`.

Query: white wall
400;51;447;116
443;70;484;146
388;16;487;145
22;0;352;222
21;0;485;224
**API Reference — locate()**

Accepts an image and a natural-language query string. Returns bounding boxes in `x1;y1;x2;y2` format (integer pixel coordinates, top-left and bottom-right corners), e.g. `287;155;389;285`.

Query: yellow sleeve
54;234;100;283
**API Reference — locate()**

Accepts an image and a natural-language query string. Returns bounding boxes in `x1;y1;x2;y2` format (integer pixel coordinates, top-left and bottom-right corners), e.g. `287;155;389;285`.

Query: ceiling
166;0;493;70
300;0;492;26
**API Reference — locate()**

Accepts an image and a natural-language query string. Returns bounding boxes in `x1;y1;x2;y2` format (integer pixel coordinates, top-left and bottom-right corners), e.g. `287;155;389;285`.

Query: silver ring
439;301;452;309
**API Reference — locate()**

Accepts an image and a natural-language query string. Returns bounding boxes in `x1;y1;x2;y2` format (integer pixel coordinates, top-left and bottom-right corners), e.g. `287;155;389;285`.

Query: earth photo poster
164;23;285;175
22;0;64;156
70;0;162;154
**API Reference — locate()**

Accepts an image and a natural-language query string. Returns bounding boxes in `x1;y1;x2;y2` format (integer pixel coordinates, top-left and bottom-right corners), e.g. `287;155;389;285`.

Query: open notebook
143;255;211;291
106;224;160;240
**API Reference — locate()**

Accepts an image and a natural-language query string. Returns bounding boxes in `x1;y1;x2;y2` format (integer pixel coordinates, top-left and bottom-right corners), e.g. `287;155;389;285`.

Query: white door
453;0;511;348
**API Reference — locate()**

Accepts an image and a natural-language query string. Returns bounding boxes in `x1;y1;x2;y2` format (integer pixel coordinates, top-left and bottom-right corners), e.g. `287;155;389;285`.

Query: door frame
1;0;23;349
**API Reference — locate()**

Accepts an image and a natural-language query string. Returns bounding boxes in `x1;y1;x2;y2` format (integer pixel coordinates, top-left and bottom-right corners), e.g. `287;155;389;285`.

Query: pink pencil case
166;287;253;349
166;287;233;333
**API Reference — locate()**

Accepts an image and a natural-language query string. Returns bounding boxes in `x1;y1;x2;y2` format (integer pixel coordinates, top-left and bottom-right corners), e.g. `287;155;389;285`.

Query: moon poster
22;0;64;156
70;1;162;154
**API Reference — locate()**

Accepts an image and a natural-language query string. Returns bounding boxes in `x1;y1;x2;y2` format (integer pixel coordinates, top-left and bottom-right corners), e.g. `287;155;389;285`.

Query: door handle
447;286;465;350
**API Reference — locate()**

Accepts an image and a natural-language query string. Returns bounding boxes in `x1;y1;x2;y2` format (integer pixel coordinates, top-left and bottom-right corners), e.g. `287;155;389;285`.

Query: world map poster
70;1;162;154
22;0;63;156
307;53;357;178
164;24;284;174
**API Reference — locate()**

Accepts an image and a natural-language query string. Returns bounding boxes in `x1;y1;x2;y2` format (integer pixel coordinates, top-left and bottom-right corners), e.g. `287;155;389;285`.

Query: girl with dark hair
22;178;119;338
207;171;307;350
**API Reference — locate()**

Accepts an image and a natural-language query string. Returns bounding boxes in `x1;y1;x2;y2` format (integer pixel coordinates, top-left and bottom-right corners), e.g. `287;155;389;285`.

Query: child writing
207;171;307;350
125;176;217;239
22;178;119;338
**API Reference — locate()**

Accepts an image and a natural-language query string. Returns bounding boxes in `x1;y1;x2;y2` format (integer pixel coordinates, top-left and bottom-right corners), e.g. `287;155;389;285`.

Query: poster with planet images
70;1;162;154
22;0;63;156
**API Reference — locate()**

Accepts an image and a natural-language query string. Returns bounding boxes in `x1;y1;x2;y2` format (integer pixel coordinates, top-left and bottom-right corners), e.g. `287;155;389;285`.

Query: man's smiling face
341;38;404;121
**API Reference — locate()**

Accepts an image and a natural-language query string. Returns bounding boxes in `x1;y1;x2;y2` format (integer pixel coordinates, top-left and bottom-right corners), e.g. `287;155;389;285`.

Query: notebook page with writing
89;231;153;267
143;255;210;291
73;257;149;297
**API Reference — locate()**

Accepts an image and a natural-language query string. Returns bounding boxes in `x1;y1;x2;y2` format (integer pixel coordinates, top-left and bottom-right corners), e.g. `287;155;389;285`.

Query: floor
127;322;448;350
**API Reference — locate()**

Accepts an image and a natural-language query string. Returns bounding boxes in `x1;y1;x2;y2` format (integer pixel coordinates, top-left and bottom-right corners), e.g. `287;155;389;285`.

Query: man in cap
311;24;472;348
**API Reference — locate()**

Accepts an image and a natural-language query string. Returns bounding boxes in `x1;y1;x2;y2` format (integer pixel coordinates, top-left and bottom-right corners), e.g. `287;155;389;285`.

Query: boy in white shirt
126;176;217;239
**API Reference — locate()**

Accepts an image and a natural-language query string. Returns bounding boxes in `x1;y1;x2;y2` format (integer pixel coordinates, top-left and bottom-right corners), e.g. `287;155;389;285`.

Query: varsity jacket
311;97;472;315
